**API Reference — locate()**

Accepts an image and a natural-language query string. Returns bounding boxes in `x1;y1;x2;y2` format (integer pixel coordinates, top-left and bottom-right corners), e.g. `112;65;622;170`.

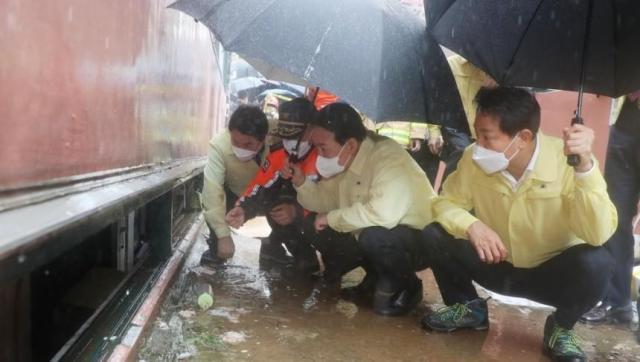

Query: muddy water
139;218;640;362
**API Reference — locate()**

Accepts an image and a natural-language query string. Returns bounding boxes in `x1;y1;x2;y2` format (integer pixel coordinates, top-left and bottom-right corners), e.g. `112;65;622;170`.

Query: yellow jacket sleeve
432;152;479;238
295;177;340;213
325;159;413;233
409;122;429;140
427;124;442;139
201;143;231;238
562;165;618;246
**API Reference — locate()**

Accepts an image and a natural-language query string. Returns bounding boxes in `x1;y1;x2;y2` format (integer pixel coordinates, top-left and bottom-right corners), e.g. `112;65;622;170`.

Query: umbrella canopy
421;0;469;133
169;0;430;122
431;0;640;98
229;76;265;95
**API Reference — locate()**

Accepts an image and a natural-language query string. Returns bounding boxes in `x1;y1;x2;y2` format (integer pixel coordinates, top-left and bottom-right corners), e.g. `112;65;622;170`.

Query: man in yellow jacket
423;54;496;185
201;105;289;265
285;103;437;316
420;87;617;362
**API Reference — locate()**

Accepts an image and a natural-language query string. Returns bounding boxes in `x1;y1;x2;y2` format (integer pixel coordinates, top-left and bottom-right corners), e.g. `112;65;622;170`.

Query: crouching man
421;87;617;362
287;103;437;316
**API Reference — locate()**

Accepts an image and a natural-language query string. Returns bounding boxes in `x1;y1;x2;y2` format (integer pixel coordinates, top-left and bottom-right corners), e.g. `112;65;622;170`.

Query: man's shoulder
370;132;406;150
538;133;565;160
210;130;231;148
539;133;564;147
367;134;415;167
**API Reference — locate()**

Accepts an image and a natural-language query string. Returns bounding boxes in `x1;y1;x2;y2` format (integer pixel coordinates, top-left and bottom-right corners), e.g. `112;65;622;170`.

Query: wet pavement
138;218;640;361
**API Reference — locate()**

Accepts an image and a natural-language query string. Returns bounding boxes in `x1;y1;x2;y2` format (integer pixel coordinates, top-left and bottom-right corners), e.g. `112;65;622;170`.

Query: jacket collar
347;135;374;176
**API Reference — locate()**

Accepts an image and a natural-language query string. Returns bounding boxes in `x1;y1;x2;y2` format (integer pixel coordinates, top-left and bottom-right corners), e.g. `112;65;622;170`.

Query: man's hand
282;158;306;186
428;135;444;155
225;206;246;229
269;203;297;226
466;221;508;264
217;236;235;259
563;123;595;172
410;139;423;152
314;213;329;232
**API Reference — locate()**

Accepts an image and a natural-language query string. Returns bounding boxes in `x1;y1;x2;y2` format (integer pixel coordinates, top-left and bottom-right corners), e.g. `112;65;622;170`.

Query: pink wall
0;0;227;189
536;91;612;170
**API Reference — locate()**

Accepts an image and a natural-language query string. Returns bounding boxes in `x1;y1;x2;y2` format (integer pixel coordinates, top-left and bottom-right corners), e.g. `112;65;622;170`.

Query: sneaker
579;302;633;325
543;314;586;362
421;298;489;332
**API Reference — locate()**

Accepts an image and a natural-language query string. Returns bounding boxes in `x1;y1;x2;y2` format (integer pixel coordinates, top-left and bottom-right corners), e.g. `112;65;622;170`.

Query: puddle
138;217;640;361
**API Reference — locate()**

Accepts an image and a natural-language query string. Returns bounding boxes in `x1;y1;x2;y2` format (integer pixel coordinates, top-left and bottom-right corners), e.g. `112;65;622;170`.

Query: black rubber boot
259;237;294;266
340;271;377;303
200;232;225;265
373;277;423;317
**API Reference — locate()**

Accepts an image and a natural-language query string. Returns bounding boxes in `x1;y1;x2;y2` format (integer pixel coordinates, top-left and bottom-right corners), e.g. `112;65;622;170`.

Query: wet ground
138;218;640;361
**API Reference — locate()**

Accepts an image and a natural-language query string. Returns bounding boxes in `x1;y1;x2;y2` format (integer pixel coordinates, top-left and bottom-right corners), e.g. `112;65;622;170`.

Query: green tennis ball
197;293;214;311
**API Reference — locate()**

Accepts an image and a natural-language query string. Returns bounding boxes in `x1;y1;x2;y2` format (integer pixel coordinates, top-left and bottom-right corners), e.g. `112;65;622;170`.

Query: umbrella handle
566;116;583;167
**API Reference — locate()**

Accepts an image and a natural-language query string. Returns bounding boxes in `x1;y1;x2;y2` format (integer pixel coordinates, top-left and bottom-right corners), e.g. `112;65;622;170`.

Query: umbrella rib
303;20;335;80
500;0;546;84
303;3;343;82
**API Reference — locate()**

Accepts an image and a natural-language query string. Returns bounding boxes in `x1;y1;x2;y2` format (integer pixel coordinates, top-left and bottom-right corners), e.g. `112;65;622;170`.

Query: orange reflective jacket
238;147;318;218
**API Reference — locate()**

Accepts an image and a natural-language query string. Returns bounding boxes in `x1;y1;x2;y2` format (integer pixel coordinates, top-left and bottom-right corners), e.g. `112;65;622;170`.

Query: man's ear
519;129;535;144
346;138;359;152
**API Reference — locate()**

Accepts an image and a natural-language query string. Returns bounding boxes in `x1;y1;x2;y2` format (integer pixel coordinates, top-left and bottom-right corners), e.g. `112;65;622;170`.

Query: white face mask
316;144;349;178
282;139;312;158
232;145;258;162
472;133;520;174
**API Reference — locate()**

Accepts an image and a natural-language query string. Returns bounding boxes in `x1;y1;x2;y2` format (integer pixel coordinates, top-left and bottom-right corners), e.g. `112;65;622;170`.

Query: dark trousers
206;187;239;251
301;214;365;281
358;226;430;293
422;223;614;329
423;127;473;185
206;187;316;262
266;207;317;264
602;126;640;307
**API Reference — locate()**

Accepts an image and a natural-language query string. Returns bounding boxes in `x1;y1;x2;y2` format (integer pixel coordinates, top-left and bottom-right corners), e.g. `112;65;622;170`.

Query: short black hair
278;97;316;124
312;103;366;144
475;86;540;136
228;105;268;140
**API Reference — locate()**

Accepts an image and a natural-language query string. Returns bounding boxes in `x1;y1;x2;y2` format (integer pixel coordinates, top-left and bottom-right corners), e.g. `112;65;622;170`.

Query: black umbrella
432;0;640;163
169;0;431;122
433;0;640;97
421;0;469;134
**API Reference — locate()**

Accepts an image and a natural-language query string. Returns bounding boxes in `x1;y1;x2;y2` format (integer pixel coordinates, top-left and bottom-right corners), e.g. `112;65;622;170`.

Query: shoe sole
579;315;633;325
423;322;489;333
542;346;586;362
